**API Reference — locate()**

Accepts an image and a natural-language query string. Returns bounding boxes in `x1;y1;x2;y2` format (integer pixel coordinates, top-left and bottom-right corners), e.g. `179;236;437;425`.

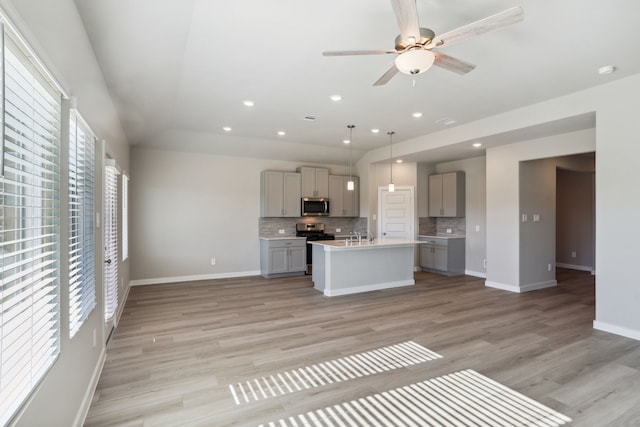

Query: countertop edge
259;236;306;241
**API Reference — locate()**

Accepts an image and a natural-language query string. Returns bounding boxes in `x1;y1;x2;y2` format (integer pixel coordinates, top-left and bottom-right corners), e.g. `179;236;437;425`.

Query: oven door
301;198;330;216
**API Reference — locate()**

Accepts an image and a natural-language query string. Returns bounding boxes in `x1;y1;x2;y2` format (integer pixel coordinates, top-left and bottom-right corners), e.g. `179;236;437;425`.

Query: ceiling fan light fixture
395;49;435;75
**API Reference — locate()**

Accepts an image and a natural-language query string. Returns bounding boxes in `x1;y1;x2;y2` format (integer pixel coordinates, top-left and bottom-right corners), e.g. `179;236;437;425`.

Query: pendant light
347;125;355;191
388;131;395;192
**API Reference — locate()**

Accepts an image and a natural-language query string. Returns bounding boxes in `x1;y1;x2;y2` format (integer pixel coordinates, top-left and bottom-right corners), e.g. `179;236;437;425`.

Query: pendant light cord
348;125;355;182
388;131;395;184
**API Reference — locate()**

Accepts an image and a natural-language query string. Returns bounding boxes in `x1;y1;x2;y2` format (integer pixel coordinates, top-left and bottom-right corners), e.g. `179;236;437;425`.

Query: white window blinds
69;111;96;337
0;32;62;425
122;174;128;261
104;161;119;321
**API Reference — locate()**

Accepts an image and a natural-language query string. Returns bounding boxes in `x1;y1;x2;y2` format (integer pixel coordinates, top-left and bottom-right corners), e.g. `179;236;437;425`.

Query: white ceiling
73;0;639;164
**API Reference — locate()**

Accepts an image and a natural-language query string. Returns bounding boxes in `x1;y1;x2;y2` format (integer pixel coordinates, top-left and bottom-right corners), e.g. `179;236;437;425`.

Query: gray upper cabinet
298;167;329;198
260;171;301;217
329;175;359;217
428;171;465;217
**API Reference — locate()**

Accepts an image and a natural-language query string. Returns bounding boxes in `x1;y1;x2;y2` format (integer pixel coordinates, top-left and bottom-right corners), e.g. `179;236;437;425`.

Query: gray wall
519;158;558;287
130;147;349;282
556;168;595;270
486;129;596;292
0;1;130;426
519;155;596;288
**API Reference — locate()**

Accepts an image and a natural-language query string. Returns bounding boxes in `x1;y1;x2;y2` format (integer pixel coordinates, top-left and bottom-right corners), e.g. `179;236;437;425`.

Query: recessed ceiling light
330;94;342;102
277;131;286;136
243;100;255;107
343;139;350;144
436;117;456;126
223;126;232;132
598;65;616;75
371;128;380;134
396;159;403;163
412;112;423;118
472;142;482;148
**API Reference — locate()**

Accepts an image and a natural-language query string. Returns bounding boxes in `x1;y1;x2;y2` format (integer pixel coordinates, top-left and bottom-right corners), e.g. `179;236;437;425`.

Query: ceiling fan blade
433;52;476;75
323;49;397;56
373;65;399;86
426;6;523;49
390;0;421;43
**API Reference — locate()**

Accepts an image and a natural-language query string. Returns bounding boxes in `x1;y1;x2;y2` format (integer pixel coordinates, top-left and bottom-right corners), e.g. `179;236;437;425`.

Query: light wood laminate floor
85;269;640;426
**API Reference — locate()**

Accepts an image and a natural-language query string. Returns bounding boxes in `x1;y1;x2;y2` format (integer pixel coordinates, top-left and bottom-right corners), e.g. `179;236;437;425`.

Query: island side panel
324;245;415;296
312;244;326;292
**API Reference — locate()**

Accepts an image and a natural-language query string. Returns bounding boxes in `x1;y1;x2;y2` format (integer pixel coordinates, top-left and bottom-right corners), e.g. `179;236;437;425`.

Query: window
69;110;96;337
0;27;62;425
104;161;119;321
122;174;128;261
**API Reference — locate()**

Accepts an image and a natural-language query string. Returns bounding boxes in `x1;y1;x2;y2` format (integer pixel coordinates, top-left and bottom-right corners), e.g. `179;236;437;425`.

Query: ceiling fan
322;0;523;86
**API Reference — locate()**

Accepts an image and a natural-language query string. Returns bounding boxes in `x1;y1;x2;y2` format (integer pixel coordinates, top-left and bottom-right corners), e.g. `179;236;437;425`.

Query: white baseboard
485;280;520;293
465;270;486;278
593;320;640;342
556;262;594;272
114;281;131;327
519;280;557;292
484;280;556;293
325;280;415;297
130;270;261;286
73;349;107;427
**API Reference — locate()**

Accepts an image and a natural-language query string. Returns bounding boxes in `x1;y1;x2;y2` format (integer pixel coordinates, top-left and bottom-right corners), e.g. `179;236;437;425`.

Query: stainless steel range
296;223;335;274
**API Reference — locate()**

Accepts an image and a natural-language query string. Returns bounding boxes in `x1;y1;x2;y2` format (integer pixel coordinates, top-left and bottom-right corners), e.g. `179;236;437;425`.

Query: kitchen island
310;238;420;297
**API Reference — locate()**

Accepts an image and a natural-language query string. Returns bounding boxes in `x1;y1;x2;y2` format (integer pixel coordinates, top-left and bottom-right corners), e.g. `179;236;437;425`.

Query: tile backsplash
259;217;368;237
419;217;466;236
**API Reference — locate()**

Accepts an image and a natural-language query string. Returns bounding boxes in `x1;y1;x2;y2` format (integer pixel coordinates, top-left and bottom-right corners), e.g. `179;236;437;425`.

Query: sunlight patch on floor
258;369;571;427
228;341;442;405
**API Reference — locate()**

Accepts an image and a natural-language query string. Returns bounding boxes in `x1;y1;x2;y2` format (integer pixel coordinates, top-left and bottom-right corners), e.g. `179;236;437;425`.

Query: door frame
377;186;415;239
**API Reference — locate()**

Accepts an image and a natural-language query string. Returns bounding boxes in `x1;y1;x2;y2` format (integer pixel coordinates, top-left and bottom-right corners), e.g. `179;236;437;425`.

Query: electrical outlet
278;229;285;234
483;259;487;269
446;228;452;234
336;228;341;233
211;257;216;266
571;251;577;258
475;225;480;232
533;214;541;223
548;263;552;271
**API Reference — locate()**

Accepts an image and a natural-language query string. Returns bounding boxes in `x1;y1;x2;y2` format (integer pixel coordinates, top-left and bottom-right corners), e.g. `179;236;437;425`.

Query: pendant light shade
388;131;395;192
347;125;355;191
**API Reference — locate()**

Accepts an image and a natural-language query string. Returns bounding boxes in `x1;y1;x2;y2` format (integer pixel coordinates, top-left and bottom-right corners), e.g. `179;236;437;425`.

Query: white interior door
378;186;415;239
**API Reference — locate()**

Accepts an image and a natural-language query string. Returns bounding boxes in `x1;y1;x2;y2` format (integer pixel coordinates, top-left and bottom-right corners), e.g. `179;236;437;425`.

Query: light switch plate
533;214;540;223
522;214;528;222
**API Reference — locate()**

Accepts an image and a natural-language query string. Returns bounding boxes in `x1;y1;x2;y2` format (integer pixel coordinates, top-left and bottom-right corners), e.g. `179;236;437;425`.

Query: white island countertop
310;238;418;297
310;238;421;251
418;235;465;240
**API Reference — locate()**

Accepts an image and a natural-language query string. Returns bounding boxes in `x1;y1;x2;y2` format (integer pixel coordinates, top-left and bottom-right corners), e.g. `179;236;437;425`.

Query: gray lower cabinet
260;238;306;278
419;236;465;275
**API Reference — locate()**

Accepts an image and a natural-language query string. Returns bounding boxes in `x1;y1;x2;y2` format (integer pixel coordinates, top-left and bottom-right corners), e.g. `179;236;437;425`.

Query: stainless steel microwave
301;198;330;216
